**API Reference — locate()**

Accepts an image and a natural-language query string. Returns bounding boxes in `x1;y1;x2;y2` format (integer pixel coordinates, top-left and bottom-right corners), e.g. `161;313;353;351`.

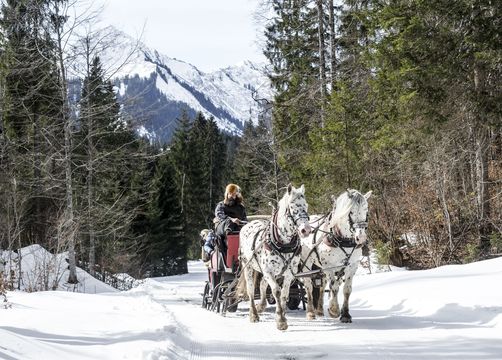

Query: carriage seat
210;231;240;273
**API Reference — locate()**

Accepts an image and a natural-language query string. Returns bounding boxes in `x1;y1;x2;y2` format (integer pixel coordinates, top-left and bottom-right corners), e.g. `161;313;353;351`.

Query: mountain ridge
86;27;271;143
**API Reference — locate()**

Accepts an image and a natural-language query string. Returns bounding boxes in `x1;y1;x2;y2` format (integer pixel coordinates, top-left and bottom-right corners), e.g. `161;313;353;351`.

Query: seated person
202;229;217;259
214;184;247;246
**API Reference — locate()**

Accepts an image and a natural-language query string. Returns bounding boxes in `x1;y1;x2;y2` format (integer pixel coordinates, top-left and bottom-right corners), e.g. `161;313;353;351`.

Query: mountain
81;28;272;144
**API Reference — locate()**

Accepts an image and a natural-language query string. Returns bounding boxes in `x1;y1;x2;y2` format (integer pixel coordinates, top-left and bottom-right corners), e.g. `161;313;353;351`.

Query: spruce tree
0;0;64;253
76;55;143;276
234;118;286;214
142;154;186;276
169;111;228;258
263;0;320;182
367;0;501;256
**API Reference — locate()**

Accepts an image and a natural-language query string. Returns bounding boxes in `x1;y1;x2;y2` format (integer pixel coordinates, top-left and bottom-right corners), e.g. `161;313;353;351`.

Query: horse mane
331;189;364;222
277;190;289;210
277;185;299;210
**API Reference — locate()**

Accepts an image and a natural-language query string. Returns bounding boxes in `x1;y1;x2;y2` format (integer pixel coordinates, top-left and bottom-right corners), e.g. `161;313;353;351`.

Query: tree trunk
473;63;493;254
85;40;96;277
317;0;326;127
54;3;78;284
328;0;336;91
474;125;492;253
88;140;95;276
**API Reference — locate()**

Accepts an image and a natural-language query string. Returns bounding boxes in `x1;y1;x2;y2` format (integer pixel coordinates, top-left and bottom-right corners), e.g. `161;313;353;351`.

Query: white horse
300;189;371;322
238;184;312;330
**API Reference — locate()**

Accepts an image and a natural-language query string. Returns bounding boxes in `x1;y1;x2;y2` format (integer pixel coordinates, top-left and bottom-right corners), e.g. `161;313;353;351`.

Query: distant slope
88;27;271;143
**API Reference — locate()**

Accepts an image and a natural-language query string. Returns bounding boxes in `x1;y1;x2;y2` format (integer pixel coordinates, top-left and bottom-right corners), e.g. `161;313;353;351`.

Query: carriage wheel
201;282;211;309
224;297;238;313
217;278;238;315
286;296;301;310
210;283;222;312
286;281;302;310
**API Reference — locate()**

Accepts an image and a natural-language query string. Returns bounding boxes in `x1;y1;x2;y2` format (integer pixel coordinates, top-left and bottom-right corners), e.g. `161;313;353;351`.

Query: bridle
320;211;368;249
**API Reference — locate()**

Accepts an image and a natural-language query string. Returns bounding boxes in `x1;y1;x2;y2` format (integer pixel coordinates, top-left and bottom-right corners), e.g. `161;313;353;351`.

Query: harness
297;212;368;281
320;211;368;249
265;210;301;255
246;204;307;277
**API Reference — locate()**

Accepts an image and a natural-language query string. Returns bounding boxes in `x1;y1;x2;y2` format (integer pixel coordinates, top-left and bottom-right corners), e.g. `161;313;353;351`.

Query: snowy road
2;258;502;359
143;260;502;359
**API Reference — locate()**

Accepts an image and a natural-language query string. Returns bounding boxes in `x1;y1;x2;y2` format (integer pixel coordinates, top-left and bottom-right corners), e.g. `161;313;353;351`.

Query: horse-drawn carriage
201;185;372;330
201;226;305;315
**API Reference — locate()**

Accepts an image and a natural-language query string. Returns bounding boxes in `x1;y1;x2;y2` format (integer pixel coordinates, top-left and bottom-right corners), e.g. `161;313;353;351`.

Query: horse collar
324;225;359;249
267;210;301;254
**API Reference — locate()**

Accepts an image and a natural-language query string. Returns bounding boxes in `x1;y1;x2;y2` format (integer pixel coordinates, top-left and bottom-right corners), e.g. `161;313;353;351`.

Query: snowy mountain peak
88;27;271;142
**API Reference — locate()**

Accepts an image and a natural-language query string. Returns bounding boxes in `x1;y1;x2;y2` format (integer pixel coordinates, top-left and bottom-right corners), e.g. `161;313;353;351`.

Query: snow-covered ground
1;253;502;359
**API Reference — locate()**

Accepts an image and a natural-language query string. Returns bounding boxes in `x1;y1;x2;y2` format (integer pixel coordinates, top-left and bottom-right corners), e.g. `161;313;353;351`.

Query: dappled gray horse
300;189;371;322
238;184;311;330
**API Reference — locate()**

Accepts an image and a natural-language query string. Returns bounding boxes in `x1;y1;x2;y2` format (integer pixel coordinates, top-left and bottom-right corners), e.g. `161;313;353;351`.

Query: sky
1;245;502;359
87;0;266;72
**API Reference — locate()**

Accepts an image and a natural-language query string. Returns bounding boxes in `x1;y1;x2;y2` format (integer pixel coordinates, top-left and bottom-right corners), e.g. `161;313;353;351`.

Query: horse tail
236;266;249;301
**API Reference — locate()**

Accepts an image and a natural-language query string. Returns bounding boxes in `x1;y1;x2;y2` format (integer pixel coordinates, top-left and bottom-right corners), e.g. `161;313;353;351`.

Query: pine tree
368;0;501;256
306;0;375;205
142;154;186;276
234;118;286;214
169;111;229;258
263;0;321;182
190;114;226;225
0;0;64;254
76;55;144;276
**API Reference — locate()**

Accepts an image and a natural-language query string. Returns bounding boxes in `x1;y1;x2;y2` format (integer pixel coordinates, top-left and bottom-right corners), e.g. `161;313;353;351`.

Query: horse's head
330;189;372;245
282;183;312;238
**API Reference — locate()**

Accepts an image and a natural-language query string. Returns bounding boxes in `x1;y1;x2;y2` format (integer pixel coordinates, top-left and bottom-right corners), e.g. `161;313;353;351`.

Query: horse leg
256;276;268;313
264;273;287;330
278;273;296;330
303;278;316;320
340;267;357;323
327;276;341;318
314;277;326;317
244;267;259;323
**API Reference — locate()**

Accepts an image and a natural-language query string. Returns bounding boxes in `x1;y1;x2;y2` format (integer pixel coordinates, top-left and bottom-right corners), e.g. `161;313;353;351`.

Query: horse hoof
277;322;288;331
328;309;340;318
307;312;316;320
340;316;352;323
250;315;260;323
315;310;324;317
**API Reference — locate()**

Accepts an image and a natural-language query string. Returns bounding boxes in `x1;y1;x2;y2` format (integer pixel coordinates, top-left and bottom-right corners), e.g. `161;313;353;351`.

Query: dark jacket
214;201;247;223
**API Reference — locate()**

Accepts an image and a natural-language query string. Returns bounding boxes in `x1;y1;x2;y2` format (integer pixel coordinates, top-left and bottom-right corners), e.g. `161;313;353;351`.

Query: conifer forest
0;0;500;289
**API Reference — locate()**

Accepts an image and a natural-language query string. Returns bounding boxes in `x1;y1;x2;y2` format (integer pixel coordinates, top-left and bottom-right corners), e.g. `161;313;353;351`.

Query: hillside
76;27;272;143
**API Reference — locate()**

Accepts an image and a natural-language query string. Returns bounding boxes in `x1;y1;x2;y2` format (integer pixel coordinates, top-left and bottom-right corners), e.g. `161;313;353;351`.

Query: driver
214;183;247;242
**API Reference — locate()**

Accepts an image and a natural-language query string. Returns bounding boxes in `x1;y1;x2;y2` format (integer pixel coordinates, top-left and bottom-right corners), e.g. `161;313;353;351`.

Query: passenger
201;229;217;259
214;184;247;244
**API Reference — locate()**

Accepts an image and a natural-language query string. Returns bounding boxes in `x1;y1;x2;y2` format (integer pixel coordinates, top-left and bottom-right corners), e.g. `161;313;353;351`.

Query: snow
1;245;116;294
1;247;502;359
72;27;271;137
